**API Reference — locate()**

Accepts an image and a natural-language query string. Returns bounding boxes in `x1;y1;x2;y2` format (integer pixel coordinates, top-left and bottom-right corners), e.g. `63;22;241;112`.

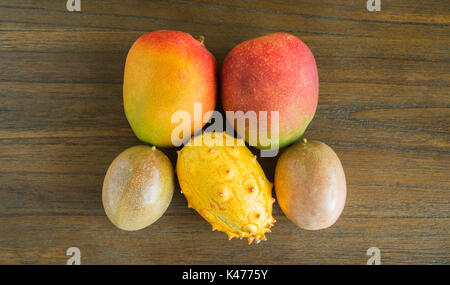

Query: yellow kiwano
176;132;275;244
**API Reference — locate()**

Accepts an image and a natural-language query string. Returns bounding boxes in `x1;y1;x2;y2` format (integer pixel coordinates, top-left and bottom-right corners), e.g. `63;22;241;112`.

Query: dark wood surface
0;0;449;265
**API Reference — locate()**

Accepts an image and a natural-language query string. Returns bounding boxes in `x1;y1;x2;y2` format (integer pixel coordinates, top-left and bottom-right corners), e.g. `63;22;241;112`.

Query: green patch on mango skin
251;115;313;150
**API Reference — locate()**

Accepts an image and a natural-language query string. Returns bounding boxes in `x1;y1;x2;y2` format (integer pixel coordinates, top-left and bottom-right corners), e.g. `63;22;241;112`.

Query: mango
221;32;318;149
123;30;217;147
176;132;275;244
275;139;346;230
102;145;174;231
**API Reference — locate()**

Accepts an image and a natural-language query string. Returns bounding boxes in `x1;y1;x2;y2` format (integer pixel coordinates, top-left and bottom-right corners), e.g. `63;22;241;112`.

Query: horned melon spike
176;132;275;244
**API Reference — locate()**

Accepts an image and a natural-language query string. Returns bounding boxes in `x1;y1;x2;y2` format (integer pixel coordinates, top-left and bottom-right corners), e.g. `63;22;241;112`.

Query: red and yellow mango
221;32;318;149
123;30;217;147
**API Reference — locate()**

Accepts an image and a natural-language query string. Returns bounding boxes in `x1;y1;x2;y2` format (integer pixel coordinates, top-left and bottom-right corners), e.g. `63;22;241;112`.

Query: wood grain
0;0;449;264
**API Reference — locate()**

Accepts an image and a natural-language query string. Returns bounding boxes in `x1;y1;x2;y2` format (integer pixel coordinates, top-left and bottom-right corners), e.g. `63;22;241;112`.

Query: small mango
176;132;275;244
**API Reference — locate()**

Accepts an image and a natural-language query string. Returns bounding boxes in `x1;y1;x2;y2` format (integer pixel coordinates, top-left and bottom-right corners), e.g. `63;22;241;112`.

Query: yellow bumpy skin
176;132;275;244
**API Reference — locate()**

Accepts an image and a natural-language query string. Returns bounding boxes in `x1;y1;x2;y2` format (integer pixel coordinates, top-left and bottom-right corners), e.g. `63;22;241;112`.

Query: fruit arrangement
102;30;347;243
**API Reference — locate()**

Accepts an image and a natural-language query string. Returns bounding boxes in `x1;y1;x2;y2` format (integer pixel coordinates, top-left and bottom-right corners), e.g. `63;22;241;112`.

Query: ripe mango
221;32;318;149
123;30;217;147
176;132;275;244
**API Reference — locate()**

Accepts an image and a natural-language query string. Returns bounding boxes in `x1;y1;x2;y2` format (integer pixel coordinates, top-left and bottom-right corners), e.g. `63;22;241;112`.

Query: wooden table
0;0;449;265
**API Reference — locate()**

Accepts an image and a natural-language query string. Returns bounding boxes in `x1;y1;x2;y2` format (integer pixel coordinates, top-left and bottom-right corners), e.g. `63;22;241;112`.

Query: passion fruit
275;139;346;230
102;145;174;231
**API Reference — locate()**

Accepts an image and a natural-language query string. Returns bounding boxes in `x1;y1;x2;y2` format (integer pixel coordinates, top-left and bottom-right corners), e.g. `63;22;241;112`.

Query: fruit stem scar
197;35;205;46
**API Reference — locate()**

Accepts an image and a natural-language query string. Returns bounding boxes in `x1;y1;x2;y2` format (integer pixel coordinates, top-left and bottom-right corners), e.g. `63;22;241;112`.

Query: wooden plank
2;0;449;25
188;0;450;25
1;1;449;40
1;172;448;218
1;28;449;62
1;51;448;86
0;215;447;264
0;136;448;189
